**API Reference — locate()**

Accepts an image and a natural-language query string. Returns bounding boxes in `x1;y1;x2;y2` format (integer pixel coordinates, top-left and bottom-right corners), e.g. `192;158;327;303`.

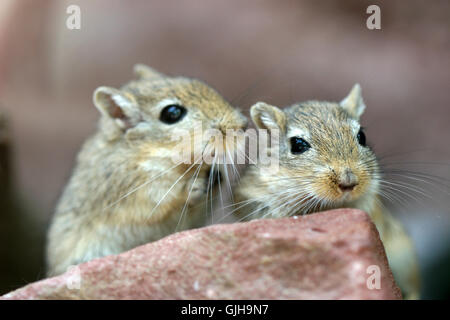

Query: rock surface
1;209;402;300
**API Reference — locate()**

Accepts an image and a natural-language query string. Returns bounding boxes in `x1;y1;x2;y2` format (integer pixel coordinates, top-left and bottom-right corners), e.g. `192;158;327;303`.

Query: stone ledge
1;208;401;300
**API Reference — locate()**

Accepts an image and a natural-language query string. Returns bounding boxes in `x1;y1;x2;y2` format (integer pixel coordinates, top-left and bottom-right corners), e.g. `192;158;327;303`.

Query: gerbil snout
337;168;358;192
218;112;248;132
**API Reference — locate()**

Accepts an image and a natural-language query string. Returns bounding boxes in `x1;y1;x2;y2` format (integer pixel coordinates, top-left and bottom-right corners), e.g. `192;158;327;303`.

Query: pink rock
1;209;401;300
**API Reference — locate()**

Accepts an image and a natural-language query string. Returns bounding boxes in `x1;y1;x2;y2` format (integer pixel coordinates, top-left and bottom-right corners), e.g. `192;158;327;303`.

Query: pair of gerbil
46;65;419;299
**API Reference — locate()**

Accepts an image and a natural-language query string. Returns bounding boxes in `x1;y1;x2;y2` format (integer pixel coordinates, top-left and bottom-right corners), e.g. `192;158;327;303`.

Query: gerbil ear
251;102;286;132
133;64;166;80
340;84;366;119
93;86;140;129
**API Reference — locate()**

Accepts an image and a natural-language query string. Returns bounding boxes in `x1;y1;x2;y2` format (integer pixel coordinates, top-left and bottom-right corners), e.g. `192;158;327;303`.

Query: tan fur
234;85;420;299
46;64;247;276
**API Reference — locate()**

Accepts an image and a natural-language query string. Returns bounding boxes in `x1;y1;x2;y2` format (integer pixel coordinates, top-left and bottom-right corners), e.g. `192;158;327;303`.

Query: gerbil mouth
207;167;222;187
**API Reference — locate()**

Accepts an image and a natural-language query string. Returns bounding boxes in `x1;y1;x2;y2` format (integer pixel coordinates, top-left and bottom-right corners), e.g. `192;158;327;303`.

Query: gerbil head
93;64;247;166
249;84;379;215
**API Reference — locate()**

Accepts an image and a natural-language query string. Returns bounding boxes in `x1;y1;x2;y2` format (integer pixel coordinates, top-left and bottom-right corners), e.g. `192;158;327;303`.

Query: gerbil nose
338;169;358;192
218;112;248;133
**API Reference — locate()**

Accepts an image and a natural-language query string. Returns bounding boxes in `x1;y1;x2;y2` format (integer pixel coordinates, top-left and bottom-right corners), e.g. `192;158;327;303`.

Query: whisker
102;161;183;211
216;155;224;220
146;158;203;221
208;154;218;223
378;179;432;200
175;161;204;232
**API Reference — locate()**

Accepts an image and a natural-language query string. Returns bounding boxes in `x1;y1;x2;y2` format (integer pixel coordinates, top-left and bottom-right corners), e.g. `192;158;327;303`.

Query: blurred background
0;0;449;298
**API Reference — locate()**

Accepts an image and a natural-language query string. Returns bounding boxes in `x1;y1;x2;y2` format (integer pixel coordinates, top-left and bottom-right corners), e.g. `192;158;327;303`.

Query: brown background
0;0;449;298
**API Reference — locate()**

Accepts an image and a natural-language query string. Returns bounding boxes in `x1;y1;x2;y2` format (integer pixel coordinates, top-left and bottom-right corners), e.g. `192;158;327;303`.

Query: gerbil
234;84;420;299
46;64;247;276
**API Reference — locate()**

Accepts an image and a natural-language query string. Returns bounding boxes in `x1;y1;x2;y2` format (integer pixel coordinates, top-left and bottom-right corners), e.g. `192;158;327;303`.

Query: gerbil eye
290;137;311;154
357;128;366;147
160;105;187;124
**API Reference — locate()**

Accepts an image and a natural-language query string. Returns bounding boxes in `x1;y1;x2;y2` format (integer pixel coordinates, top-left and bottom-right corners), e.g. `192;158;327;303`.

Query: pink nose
338;169;358;192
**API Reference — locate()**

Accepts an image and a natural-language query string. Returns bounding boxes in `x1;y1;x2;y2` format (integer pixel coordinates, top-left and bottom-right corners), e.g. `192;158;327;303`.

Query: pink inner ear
111;105;126;120
105;96;135;129
106;96;126;120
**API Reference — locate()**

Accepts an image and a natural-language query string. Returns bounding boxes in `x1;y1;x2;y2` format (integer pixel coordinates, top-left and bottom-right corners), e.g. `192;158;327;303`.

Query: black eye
290;137;311;154
160;105;187;124
357;129;366;146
